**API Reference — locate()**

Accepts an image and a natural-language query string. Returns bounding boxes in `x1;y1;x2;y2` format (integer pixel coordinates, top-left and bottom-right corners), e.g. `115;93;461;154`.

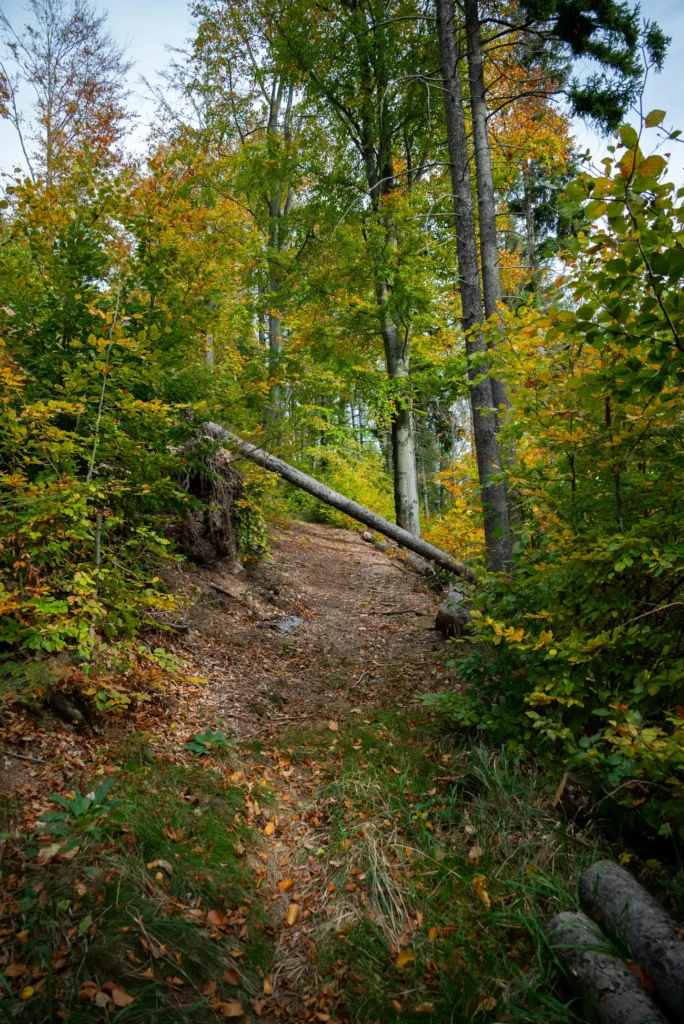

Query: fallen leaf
628;963;656;995
263;976;273;995
285;902;300;927
218;1001;244;1017
20;986;34;1000
263;822;275;836
428;926;438;941
139;968;155;980
327;720;339;732
79;981;98;1000
472;875;491;911
467;846;484;865
112;987;134;1007
207;909;225;927
416;1002;435;1013
38;842;62;865
395;949;416;968
277;878;294;893
203;980;218;996
166;976;185;987
391;999;402;1012
146;859;174;875
4;963;26;978
222;968;240;985
59;845;80;861
477;996;498;1012
95;991;110;1008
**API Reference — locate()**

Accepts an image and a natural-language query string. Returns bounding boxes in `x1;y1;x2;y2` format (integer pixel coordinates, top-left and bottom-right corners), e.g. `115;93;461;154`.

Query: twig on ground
4;750;47;765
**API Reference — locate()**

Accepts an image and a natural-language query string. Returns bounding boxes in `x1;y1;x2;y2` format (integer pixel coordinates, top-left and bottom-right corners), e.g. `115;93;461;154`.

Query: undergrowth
0;747;271;1022
283;711;608;1023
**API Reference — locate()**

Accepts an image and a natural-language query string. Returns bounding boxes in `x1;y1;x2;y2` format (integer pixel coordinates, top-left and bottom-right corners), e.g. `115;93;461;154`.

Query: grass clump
298;711;602;1023
0;750;271;1022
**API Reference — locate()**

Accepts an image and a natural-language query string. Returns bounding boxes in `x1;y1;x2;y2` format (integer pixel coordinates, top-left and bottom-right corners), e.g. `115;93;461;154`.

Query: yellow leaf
644;108;666;127
395;949;416;967
20;987;34;1000
472;875;491;911
264;821;275;836
638;155;666;177
277;878;294;892
263;976;273;995
477;996;498;1012
285;902;300;927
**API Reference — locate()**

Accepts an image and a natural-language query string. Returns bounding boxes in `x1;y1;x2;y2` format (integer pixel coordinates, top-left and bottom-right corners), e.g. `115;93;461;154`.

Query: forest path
171;520;446;738
168;522;454;1020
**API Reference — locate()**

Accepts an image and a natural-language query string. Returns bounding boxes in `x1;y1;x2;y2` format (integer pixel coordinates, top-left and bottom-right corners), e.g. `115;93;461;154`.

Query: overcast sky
1;0;683;182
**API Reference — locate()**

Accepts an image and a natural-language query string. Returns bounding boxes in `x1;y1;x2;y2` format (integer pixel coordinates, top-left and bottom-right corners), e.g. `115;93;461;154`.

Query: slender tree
435;0;511;571
0;0;131;182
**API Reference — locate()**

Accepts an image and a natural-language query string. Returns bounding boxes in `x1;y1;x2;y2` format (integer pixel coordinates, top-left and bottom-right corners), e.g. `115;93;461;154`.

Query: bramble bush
425;114;684;837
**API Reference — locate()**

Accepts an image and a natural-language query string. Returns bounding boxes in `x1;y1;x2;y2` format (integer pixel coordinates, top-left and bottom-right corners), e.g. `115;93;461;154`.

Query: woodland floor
2;521;670;1023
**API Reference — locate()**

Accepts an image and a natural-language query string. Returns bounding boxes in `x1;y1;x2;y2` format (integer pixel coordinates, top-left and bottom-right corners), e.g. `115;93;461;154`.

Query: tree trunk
203;421;475;580
547;912;668;1024
580;861;684;1023
435;0;511;572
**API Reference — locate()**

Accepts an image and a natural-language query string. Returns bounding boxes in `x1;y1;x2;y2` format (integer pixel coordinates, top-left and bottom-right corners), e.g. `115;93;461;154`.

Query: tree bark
435;0;512;571
547;911;668;1024
580;861;684;1023
203;421;474;580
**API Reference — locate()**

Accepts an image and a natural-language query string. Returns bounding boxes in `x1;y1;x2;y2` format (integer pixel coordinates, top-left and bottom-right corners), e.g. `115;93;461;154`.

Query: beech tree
0;0;131;182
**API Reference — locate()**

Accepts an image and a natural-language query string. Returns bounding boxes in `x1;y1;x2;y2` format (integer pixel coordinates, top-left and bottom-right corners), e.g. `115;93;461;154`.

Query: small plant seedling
34;776;122;852
184;728;232;756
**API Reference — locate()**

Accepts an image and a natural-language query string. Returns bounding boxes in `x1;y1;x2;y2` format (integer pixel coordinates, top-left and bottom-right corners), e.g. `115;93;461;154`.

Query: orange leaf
207;909;225;927
277;878;294;893
222;968;240;985
263;822;275;836
218;1001;244;1017
139;968;155;980
203;980;218;996
111;987;134;1007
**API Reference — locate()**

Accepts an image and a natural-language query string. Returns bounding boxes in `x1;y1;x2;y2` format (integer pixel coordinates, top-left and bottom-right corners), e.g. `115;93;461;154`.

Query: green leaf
618;125;638;149
644;109;666;128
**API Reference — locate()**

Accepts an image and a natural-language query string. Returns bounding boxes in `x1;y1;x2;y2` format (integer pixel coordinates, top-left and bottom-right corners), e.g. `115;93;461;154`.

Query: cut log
547;911;668;1024
203;422;475;581
580;860;684;1022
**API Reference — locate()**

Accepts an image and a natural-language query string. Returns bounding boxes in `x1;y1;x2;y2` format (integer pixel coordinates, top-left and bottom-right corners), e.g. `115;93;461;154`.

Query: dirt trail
171;522;448;1020
171;520;445;735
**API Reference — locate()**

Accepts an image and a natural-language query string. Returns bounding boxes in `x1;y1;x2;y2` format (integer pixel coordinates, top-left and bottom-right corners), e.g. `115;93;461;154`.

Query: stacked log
548;861;684;1024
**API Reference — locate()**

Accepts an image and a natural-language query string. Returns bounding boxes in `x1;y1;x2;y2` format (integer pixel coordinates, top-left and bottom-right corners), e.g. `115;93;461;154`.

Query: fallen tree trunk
203;422;475;581
580;861;684;1023
547;911;668;1024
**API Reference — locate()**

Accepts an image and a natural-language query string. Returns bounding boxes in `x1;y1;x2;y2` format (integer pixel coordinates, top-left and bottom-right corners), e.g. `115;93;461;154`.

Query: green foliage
184;727;232;755
426;116;684;837
29;777;122;852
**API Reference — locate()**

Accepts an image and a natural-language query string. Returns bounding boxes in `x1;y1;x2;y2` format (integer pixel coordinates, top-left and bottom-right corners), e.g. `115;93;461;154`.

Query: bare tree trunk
436;0;511;572
203;421;474;580
377;282;421;536
464;0;513;417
